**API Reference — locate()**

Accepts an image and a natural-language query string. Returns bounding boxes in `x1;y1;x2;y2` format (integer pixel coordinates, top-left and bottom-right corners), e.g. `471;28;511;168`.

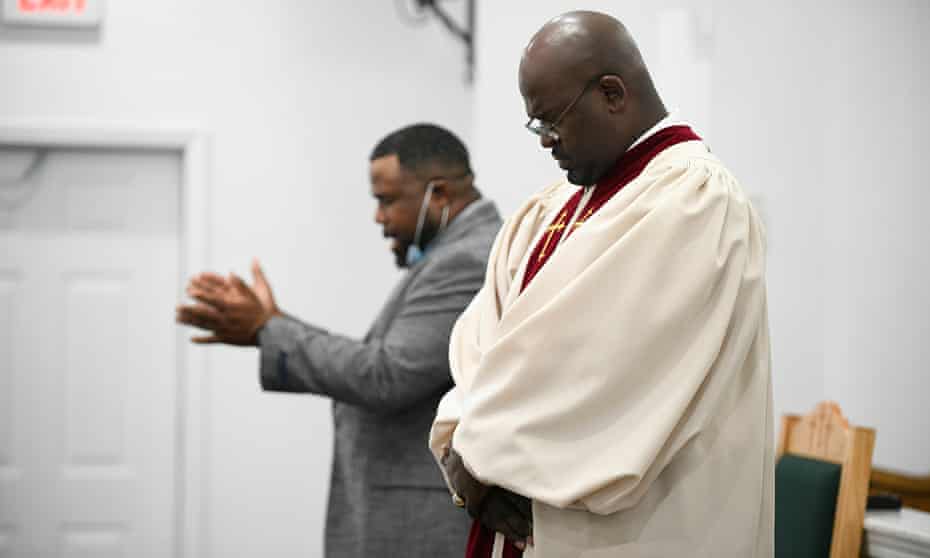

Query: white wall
816;0;930;474
473;0;930;473
2;1;473;556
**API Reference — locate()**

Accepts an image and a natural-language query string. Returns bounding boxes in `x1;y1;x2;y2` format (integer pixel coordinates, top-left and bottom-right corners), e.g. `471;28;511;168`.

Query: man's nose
374;207;386;224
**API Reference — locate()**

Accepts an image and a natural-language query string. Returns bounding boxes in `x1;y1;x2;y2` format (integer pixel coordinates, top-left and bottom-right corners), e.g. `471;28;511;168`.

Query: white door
0;146;181;558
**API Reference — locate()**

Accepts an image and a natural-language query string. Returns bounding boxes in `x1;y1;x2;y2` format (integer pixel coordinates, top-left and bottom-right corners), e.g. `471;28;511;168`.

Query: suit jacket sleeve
257;250;485;414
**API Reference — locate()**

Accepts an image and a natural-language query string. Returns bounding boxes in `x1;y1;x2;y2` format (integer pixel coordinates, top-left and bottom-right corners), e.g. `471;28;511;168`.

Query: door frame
0;119;211;558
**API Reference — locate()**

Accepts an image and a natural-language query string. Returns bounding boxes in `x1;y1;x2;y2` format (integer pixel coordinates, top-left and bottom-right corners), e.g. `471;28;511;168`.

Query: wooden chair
870;468;930;513
776;401;876;558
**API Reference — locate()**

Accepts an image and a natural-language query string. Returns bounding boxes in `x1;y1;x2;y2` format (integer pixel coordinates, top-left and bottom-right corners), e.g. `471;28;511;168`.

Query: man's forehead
520;27;592;110
520;65;569;117
370;153;401;179
370;154;422;197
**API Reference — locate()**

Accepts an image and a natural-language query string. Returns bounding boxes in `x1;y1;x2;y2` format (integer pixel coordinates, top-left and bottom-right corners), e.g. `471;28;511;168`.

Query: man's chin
565;168;588;186
564;164;598;186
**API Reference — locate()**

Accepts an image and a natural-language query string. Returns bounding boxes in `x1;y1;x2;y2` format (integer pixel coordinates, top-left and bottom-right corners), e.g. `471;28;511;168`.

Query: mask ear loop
439;205;450;234
412;182;435;249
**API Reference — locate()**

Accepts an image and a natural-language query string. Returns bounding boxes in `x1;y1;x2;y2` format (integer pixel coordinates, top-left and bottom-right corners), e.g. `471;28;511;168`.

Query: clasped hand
442;446;534;549
175;259;280;346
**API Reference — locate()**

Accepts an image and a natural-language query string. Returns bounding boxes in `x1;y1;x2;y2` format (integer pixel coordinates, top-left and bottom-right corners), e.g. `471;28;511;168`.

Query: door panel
0;146;181;558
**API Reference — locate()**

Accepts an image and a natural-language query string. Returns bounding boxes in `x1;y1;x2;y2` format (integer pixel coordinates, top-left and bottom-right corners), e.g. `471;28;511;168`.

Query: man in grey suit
176;123;502;557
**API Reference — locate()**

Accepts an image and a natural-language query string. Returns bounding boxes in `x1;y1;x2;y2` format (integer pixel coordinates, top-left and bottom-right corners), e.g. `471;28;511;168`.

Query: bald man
430;11;774;558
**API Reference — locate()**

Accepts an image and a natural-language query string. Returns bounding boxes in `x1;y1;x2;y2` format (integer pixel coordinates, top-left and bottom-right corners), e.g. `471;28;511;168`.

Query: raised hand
176;260;281;346
249;258;280;317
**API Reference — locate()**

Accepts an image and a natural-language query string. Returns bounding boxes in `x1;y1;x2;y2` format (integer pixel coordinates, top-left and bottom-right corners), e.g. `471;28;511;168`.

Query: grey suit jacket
257;198;502;557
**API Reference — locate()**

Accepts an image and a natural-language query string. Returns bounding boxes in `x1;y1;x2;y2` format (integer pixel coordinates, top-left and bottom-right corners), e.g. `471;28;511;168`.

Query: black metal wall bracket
416;0;475;83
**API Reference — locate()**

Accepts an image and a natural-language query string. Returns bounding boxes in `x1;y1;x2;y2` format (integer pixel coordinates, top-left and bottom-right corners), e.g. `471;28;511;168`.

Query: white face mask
405;182;449;267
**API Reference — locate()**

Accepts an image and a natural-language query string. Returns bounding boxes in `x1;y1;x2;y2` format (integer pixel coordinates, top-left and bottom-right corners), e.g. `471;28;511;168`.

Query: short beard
394;217;441;269
566;168;593;186
566;162;607;187
394;244;409;268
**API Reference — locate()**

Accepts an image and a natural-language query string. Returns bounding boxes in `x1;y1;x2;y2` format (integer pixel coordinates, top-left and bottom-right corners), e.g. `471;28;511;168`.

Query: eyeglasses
525;74;604;141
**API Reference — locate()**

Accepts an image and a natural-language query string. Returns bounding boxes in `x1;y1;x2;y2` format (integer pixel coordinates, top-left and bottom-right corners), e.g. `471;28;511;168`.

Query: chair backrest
776;401;876;558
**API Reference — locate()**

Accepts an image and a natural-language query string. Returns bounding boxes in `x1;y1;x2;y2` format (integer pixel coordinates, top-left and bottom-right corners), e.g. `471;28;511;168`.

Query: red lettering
18;0;88;14
38;0;69;11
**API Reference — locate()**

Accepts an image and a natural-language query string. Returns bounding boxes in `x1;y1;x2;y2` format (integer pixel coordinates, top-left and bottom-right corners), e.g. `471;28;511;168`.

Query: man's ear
429;179;451;207
600;75;627;112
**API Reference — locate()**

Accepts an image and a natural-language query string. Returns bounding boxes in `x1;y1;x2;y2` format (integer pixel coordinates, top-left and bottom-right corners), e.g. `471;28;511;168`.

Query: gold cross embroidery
571;208;595;230
538;212;568;261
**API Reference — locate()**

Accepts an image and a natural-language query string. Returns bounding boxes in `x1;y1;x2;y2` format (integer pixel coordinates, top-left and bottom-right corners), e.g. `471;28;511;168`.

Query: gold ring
452;493;465;508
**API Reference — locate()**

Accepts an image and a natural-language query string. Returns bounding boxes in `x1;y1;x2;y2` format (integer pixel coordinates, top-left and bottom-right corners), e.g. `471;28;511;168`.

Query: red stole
465;521;524;558
520;125;701;293
464;125;701;558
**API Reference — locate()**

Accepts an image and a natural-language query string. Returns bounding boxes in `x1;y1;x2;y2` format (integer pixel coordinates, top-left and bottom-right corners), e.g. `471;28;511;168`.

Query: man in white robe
430;11;774;558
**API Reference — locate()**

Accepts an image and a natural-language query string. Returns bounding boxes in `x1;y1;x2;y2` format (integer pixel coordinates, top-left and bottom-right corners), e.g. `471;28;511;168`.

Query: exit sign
3;0;105;27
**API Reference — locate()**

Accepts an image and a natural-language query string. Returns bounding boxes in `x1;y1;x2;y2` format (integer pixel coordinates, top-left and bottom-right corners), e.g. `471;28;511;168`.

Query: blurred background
0;0;927;556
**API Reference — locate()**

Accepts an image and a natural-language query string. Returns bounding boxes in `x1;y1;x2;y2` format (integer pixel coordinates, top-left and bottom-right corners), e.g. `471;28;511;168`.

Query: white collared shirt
627;112;689;151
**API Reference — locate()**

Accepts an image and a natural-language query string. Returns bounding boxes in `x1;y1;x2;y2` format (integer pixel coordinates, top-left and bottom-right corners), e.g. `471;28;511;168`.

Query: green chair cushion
775;453;842;558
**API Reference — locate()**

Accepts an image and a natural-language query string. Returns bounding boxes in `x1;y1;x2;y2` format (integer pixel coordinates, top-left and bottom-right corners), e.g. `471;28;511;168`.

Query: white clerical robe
430;139;774;557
